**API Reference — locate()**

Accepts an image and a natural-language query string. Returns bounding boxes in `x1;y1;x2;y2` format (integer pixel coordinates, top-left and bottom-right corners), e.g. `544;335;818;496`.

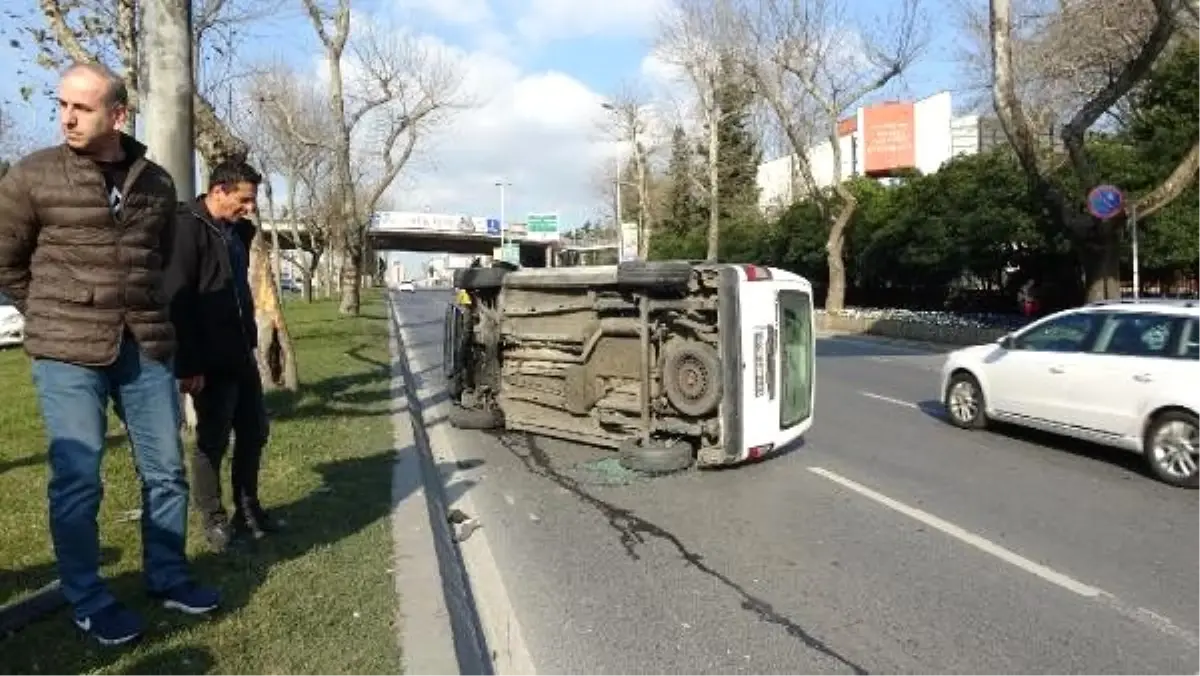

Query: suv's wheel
1143;410;1199;488
944;372;987;429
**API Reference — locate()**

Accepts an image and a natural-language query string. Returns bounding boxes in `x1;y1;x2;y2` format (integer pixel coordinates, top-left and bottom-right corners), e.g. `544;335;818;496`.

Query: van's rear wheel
618;438;694;475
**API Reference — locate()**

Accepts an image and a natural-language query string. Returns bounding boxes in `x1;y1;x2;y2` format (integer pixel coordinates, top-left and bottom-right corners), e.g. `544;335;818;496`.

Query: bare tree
990;0;1197;300
601;84;659;258
744;0;927;312
656;0;749;261
294;1;466;315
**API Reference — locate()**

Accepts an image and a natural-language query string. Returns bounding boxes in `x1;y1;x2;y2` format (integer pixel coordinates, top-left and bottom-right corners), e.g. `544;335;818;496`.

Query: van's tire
618;438;694;475
449;405;503;430
616;261;692;291
454;267;509;291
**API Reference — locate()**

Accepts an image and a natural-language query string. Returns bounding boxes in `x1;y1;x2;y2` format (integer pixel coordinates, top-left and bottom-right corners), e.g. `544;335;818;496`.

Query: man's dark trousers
191;359;269;526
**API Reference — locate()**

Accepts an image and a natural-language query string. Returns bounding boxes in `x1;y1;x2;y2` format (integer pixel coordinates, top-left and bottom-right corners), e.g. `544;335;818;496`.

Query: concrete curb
816;314;1008;347
388;292;535;675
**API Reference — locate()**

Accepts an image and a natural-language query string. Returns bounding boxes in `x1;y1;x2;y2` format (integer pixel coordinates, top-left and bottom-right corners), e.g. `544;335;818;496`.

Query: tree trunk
824;203;854;312
338;247;362;315
824;129;855;313
706;100;721;262
249;222;300;391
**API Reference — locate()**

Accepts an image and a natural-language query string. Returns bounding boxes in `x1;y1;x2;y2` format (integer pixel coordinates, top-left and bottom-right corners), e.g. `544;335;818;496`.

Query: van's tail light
748;443;774;459
742;265;773;281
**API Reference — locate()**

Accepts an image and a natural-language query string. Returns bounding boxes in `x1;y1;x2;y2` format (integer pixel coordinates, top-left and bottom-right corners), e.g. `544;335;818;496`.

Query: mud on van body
444;261;816;473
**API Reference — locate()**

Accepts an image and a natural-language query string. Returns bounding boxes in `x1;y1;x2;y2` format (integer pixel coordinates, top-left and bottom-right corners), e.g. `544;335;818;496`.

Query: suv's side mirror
998;334;1015;350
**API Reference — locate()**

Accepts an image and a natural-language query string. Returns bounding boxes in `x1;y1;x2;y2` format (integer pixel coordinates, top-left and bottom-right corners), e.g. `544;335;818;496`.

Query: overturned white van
443;261;815;473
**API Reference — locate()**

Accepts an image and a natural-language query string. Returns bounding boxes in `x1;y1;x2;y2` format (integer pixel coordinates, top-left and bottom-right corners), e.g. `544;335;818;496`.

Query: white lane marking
807;466;1199;646
859;391;919;409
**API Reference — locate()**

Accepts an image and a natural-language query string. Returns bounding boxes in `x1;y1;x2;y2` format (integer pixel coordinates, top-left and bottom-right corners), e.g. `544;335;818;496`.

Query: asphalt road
391;289;1199;675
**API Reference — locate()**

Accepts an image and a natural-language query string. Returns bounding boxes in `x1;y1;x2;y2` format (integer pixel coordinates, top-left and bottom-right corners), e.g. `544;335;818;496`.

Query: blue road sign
486;218;501;235
1087;185;1124;220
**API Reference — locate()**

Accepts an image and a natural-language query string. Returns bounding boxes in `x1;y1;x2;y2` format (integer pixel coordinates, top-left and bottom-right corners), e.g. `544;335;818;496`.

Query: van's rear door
735;269;815;460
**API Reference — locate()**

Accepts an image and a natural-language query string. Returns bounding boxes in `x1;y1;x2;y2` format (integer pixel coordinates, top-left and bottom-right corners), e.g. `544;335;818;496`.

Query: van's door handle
1133;373;1153;383
1048;366;1065;374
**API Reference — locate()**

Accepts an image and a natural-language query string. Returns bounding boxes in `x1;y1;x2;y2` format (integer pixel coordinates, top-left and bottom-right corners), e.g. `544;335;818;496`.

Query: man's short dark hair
209;160;263;190
62;61;129;109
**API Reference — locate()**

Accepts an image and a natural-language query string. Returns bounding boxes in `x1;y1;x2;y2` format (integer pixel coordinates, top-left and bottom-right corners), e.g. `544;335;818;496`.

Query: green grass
0;291;401;674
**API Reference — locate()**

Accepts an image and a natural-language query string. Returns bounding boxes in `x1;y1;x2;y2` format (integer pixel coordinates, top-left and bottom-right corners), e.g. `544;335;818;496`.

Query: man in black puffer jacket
166;159;276;552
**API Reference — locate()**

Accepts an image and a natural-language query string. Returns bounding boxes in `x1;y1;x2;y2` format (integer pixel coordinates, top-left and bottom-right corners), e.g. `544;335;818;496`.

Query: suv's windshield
778;289;813;429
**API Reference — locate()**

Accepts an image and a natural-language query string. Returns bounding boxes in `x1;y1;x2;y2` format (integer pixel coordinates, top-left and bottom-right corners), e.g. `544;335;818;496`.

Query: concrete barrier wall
816;313;1008;346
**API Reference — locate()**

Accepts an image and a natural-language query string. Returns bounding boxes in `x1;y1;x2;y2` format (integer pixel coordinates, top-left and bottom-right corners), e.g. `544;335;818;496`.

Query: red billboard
862;102;915;175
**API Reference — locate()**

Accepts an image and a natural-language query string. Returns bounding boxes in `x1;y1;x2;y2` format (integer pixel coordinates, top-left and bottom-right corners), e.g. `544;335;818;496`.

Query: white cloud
513;0;670;44
393;0;494;26
307;20;623;231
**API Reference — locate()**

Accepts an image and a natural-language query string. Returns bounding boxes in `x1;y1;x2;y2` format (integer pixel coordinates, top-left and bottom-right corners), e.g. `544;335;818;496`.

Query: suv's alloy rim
948;381;979;423
1151;420;1199;479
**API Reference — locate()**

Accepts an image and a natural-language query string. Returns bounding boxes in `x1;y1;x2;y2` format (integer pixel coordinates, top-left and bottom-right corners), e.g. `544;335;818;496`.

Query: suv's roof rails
1088;298;1199;308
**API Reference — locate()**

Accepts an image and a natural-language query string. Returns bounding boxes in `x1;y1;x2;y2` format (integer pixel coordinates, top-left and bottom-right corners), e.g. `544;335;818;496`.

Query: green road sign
526;213;559;241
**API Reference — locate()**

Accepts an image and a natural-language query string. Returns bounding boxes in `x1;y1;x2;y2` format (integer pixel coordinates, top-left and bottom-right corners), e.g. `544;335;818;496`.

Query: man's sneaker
151;582;221;615
73;603;144;646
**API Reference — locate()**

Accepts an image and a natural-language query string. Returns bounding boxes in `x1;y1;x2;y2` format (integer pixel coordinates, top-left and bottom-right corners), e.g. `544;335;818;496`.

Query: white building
756;92;1001;212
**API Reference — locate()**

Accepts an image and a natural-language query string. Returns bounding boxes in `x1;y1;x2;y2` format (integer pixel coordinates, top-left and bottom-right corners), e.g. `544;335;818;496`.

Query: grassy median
0;291;400;674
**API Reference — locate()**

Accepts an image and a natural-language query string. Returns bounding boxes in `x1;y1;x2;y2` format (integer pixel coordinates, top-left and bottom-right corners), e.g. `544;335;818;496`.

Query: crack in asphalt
495;432;869;675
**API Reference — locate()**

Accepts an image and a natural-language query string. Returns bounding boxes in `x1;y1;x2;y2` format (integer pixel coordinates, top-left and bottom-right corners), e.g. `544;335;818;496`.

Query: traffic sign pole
1130;204;1140;301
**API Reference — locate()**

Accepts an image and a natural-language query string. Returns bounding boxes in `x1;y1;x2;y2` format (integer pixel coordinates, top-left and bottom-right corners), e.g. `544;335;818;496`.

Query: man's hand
179;375;205;394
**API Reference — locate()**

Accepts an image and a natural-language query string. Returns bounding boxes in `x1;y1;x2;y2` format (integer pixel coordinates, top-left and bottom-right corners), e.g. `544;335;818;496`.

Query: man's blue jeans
32;335;192;618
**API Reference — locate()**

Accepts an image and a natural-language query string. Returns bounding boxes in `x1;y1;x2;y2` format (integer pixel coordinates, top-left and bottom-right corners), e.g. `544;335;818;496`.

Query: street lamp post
495;179;511;263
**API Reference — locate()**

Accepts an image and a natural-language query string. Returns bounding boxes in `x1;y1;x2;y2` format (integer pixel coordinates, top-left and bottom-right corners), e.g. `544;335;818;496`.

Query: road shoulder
388;290;535;675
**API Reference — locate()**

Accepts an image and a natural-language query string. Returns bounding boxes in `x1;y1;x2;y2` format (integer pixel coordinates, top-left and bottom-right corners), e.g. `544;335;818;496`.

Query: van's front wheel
618;438;694;475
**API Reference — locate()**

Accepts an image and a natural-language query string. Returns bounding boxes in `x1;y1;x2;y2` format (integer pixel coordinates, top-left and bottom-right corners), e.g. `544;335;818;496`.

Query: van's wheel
616;261;692;291
1143;410;1199;488
661;340;722;417
618;438;694;475
454;266;509;291
944;371;987;429
449;405;503;430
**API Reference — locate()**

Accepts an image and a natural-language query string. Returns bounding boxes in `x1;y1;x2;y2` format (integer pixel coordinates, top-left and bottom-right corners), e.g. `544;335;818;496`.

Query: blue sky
1;0;975;271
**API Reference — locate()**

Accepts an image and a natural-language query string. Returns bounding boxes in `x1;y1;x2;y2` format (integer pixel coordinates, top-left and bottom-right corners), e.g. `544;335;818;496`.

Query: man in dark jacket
167;160;276;552
0;62;219;646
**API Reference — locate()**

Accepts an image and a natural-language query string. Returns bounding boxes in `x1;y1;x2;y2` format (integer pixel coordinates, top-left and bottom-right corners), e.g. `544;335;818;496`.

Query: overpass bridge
258;211;583;268
366;211;560;265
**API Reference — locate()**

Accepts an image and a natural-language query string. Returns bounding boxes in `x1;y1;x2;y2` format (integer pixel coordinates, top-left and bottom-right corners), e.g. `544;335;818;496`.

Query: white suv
939;300;1199;488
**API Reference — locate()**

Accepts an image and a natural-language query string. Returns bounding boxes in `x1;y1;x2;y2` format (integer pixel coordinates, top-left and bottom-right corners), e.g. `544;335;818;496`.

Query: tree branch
1134;140;1199;218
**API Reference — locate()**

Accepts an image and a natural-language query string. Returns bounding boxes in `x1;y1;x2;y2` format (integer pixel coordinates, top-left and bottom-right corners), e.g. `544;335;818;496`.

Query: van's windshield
778;289;813;428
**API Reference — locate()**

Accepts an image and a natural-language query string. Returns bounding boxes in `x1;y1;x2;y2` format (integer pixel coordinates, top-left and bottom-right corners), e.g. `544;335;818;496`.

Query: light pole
495;179;511;263
600;102;622;230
